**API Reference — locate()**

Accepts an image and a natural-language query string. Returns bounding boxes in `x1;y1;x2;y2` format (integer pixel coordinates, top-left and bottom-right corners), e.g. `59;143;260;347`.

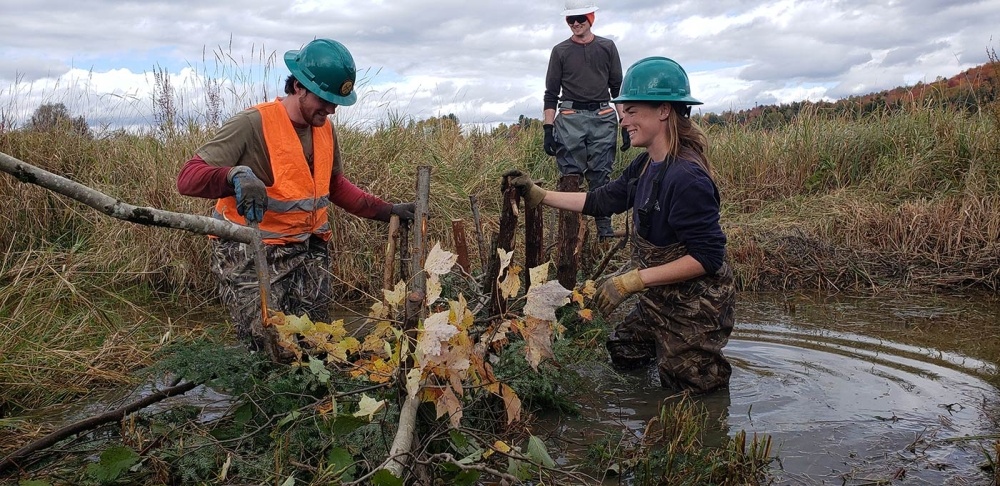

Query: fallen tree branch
0;379;200;475
0;151;253;244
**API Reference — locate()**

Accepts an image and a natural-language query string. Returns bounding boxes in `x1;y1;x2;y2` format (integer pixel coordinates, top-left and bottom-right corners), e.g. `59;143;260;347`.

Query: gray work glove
502;170;547;209
391;202;416;221
228;166;267;223
542;124;558;156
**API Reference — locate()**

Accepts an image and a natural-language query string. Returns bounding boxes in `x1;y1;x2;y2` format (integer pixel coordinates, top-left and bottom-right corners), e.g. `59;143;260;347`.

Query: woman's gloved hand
502;170;547;208
594;268;645;316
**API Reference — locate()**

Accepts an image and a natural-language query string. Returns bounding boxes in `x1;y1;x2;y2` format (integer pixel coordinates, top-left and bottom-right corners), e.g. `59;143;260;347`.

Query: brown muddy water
541;292;1000;485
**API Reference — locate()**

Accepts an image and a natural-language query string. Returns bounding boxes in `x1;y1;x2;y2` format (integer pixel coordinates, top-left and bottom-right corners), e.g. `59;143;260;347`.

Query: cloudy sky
1;0;997;130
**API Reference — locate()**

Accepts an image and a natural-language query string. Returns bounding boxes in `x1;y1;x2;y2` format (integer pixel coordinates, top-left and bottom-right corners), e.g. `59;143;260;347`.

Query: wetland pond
540;292;1000;485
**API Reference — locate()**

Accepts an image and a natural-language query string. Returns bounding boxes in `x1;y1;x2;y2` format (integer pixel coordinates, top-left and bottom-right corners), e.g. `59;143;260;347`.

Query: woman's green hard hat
284;38;358;106
612;56;702;105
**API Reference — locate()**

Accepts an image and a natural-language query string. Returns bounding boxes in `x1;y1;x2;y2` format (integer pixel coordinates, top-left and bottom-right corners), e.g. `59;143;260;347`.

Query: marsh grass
1;53;999;425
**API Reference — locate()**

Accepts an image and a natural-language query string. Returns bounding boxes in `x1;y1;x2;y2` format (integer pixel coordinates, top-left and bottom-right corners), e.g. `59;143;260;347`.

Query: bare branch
0;151;253;244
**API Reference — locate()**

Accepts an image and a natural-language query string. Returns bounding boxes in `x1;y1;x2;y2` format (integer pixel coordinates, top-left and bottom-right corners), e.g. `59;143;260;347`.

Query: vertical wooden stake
469;195;488;274
383;214;400;290
489;183;519;319
556;174;582;290
411;166;432;294
452;219;470;273
524;199;544;288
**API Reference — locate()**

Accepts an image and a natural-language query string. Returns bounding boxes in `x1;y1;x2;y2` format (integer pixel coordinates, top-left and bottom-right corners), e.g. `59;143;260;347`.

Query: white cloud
1;0;996;130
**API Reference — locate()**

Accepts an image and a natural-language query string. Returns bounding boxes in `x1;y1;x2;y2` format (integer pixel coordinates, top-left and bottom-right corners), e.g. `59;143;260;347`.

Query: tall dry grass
712;103;1000;291
1;58;999;413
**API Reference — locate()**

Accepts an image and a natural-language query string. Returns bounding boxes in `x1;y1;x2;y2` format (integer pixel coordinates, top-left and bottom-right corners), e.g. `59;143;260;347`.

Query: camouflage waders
605;233;736;394
210;236;332;350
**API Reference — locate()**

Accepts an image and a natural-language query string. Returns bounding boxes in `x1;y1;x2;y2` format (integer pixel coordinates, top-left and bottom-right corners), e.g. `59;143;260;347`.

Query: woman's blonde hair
663;102;713;179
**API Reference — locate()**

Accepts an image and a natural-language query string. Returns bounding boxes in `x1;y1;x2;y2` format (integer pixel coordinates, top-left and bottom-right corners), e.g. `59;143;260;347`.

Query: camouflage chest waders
605;234;736;394
210;236;333;351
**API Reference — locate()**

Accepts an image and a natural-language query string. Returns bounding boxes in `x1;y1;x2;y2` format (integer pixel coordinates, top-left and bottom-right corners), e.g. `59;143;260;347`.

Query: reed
1;57;998;414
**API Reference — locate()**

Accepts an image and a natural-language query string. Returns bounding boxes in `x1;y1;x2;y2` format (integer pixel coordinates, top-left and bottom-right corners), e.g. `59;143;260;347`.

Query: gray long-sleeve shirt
543;36;623;110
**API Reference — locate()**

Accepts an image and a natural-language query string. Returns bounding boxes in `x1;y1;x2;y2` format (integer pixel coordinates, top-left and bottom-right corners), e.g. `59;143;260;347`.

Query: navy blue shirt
582;152;727;274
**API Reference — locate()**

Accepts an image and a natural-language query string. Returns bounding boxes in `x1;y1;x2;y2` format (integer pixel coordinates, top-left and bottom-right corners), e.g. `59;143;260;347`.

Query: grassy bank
2;101;999;412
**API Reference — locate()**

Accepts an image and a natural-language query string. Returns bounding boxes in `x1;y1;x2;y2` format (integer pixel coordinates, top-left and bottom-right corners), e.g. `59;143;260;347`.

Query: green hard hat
284;38;358;106
612;56;702;105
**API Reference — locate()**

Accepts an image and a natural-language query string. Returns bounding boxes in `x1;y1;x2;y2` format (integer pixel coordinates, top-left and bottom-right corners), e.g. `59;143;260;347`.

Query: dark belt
560;101;610;111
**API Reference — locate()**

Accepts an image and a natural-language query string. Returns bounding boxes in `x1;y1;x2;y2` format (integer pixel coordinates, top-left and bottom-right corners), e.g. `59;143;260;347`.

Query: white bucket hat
562;0;598;16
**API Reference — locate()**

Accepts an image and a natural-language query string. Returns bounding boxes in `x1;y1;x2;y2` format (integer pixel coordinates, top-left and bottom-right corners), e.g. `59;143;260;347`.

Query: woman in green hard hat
178;38;415;357
506;57;735;393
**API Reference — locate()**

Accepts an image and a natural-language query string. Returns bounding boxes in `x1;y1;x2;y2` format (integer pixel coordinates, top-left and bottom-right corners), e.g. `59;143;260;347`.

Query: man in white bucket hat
542;0;625;238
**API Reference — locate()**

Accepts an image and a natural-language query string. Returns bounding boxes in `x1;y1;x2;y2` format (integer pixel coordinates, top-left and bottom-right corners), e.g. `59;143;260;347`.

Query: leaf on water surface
526;435;556;468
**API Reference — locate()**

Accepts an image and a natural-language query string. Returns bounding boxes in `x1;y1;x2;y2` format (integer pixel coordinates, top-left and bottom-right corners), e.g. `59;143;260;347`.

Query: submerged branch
0;151;253;244
0;379;199;475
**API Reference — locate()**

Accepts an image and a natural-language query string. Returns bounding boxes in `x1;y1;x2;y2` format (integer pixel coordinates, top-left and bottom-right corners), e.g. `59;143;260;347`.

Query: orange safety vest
214;100;334;245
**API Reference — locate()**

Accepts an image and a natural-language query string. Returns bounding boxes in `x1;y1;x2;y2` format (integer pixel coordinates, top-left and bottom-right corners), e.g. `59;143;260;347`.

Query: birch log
0;151;253;243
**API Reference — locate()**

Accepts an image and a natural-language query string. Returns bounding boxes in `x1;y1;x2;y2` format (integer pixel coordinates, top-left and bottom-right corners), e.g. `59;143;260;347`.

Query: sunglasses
566;15;589;25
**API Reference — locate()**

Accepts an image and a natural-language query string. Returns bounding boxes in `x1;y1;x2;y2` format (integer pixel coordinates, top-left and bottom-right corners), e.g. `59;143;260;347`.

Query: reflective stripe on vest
214;100;334;245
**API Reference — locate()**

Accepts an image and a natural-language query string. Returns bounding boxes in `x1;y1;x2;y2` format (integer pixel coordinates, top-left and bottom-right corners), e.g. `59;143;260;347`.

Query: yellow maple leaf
405;368;422;399
497;247;513;274
426;273;442;304
353;394;385;421
528;262;551;287
384;280;406;308
361;320;395;356
434;387;463;429
484;439;512;458
519;316;555;370
577;308;594;321
449;294;474;331
498;265;522;300
500;384;522;425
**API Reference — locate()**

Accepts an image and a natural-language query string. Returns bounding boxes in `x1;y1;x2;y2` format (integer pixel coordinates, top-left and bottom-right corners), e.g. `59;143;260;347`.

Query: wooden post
469;195;488;274
451;219;470;274
524;200;544;288
488;184;519;319
556;174;582;289
411;166;432;292
383;214;400;290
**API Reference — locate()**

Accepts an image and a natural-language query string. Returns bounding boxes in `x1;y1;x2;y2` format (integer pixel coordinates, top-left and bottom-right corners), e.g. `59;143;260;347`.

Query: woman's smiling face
619;102;668;149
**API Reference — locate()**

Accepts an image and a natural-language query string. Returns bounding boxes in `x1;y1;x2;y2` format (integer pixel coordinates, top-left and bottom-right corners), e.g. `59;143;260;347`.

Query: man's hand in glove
502;170;547;209
594;268;645;316
391;202;416;221
620;126;631;152
229;166;268;223
542;124;558;156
